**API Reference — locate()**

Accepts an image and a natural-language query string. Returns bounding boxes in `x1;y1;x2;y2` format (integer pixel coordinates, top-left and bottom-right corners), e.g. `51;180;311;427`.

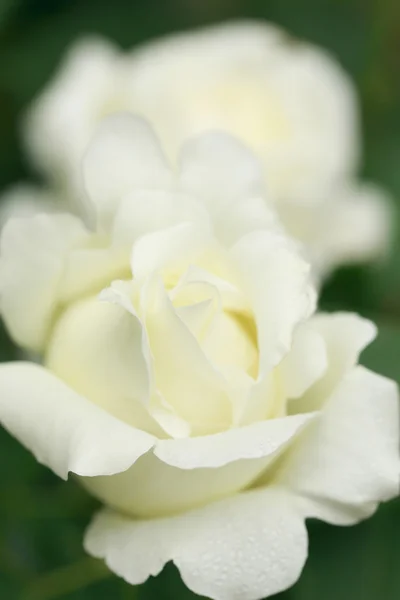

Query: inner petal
142;275;233;436
170;264;259;378
172;280;220;340
45;295;165;437
184;70;292;149
202;310;259;378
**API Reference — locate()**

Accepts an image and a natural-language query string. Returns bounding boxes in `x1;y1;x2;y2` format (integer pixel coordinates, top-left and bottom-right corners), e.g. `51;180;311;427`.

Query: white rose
126;22;359;200
0;115;398;600
22;22;392;277
25;23;359;200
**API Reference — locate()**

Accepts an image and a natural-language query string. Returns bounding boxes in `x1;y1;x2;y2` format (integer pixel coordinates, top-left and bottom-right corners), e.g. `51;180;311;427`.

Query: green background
0;0;399;598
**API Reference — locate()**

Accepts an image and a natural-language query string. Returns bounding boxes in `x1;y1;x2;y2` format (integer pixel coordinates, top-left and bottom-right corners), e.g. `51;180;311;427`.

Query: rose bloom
0;115;398;600
21;21;391;277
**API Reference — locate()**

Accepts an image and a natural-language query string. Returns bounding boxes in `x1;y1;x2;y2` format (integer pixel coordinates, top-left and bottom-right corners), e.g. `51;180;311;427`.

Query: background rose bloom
14;21;391;278
0;115;398;600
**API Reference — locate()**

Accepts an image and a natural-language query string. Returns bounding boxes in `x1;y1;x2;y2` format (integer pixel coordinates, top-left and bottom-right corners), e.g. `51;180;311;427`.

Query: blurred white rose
126;22;359;201
23;37;131;192
20;22;392;277
0;115;398;600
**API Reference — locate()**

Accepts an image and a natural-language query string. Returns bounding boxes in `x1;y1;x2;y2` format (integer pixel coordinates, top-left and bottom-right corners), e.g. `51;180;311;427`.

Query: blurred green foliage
0;0;399;598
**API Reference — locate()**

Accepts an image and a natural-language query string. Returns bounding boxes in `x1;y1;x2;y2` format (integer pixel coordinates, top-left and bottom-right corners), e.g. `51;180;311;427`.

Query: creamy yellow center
183;73;291;150
46;261;259;439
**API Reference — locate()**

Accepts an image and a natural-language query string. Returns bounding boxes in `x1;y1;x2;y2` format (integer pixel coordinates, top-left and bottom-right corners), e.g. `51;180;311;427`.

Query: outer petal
80;413;313;518
23;37;122;183
131;222;210;281
59;242;131;303
292;312;376;412
309;182;391;276
112;190;210;247
85;487;308;600
179;131;265;214
0;362;155;479
326;182;392;264
45;295;162;434
0;213;88;351
154;412;315;468
278;366;399;524
83;114;173;229
215;196;281;248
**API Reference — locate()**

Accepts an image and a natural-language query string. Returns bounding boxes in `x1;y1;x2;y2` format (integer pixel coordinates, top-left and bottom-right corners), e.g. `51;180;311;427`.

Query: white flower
126;22;359;201
22;22;392;277
0;115;398;600
279;181;393;275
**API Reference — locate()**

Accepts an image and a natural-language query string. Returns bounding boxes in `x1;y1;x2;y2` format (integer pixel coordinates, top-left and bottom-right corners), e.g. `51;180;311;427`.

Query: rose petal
278;366;399;523
131;222;210;282
172;264;248;314
46;294;162;434
305;182;392;276
24;37;122;185
215;195;281;248
100;282;191;439
85;487;307;600
60;243;131;303
293;312;377;412
154;412;315;468
0;213;88;351
231;230;316;373
141;275;232;435
179;131;265;214
83;114;173;229
112;189;210;247
80;448;272;519
280;323;328;399
0;362;155;479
